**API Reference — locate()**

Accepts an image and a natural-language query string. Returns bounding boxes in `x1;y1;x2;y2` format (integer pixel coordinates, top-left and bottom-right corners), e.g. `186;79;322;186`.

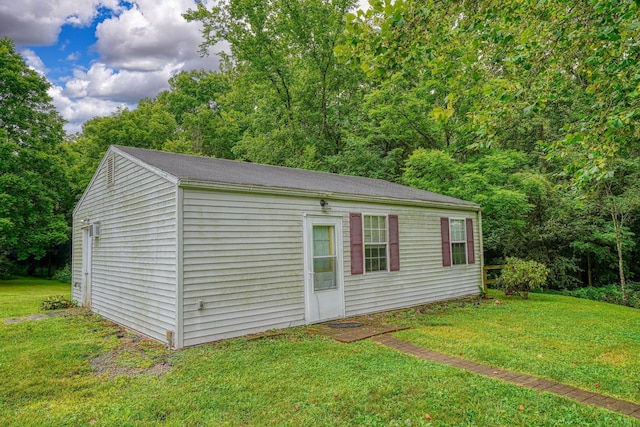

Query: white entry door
81;228;92;308
304;216;344;323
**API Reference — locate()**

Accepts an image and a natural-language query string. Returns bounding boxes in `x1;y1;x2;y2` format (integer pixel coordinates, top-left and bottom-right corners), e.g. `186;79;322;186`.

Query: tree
591;160;640;304
0;37;65;152
158;70;240;159
185;0;365;166
0;142;69;262
341;1;640;289
0;38;70;270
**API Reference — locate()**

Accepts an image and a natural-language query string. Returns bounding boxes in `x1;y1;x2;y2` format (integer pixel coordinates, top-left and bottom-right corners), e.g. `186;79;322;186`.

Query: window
312;225;337;291
450;219;467;265
350;213;399;275
440;217;475;267
364;215;387;272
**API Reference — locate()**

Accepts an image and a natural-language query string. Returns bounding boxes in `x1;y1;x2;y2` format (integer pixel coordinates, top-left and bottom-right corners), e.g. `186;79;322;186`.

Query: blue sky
30;22;101;83
1;0;367;134
0;0;221;133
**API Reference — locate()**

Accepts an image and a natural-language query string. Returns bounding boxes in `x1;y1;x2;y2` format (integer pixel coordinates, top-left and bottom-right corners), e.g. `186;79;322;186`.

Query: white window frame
449;217;467;265
363;214;389;273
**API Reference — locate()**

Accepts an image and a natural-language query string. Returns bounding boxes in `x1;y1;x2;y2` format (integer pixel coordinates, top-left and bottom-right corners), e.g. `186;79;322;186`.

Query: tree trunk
587;251;592;288
612;213;628;305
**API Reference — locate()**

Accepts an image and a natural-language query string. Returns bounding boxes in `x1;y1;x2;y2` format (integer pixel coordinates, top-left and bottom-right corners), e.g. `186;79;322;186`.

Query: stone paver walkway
3;310;69;325
373;334;640;420
309;323;410;343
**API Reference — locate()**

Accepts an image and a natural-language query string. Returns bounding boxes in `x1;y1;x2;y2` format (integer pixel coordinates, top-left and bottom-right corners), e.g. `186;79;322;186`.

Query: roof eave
177;179;481;212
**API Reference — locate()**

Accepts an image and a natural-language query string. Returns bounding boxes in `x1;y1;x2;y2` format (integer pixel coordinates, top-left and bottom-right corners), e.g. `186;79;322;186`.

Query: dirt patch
91;333;173;378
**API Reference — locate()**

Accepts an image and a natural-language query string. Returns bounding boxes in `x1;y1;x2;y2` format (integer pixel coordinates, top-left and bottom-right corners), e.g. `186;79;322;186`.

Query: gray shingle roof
114;145;478;208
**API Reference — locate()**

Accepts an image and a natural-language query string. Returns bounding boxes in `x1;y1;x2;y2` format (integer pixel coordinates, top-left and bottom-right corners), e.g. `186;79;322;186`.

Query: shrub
0;256;12;280
41;295;77;311
497;257;549;299
559;285;640;309
52;264;72;283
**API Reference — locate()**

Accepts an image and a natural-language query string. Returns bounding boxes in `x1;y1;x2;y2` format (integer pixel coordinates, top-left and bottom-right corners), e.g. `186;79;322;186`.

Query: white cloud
66;51;82;61
63;62;182;103
0;0;121;45
21;49;49;75
94;0;214;71
49;85;133;134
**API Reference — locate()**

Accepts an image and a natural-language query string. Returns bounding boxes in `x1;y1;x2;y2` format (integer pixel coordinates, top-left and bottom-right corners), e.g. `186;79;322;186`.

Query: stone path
373;335;640;420
308;322;410;343
3;310;69;324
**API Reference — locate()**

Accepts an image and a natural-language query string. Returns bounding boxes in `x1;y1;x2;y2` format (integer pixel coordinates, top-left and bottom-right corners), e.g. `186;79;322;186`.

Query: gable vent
106;155;115;187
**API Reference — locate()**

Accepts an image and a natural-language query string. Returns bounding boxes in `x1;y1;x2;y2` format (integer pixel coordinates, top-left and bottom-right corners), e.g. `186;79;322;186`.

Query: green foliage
40;295;77;311
321;136;403;180
339;0;640;289
52;264;72;284
0;38;71;269
555;284;640;309
0;37;64;150
0;255;12;280
0;142;70;261
496;257;550;299
184;0;366;164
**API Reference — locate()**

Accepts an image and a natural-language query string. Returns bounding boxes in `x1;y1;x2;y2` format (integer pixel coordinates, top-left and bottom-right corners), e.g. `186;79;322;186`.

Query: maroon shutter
466;218;475;264
350;213;363;274
441;217;451;267
388;215;400;271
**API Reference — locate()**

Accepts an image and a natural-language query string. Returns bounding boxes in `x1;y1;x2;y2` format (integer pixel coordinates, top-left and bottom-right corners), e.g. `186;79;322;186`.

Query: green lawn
383;290;640;405
1;281;639;426
0;277;71;318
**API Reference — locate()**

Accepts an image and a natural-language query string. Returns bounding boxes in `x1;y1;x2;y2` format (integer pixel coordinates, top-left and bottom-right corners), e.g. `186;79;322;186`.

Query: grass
0;277;71;318
383;289;640;404
1;280;639;426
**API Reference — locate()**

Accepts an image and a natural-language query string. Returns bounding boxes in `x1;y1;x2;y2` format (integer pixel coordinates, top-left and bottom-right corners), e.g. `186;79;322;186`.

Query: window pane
314;261;336;291
452;242;466;265
314;257;333;272
313;226;332;256
364;215;386;243
450;219;465;242
365;244;387;272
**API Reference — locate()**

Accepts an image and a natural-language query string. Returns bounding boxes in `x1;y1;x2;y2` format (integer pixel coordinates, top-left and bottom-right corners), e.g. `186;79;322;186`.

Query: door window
313;225;337;291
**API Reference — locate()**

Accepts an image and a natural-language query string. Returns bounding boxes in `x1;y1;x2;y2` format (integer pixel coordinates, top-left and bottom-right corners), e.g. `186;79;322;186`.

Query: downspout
478;209;486;296
175;187;184;349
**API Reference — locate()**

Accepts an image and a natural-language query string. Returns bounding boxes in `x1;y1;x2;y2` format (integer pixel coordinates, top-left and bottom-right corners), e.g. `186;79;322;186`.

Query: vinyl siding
181;190;307;346
72;152;177;343
341;202;482;317
181;189;481;347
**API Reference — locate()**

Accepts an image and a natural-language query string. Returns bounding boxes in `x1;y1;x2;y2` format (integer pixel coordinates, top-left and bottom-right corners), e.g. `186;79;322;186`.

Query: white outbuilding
72;145;483;348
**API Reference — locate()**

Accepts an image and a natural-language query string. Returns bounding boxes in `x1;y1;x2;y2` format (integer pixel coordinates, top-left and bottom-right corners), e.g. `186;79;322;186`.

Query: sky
1;0;368;135
0;0;224;134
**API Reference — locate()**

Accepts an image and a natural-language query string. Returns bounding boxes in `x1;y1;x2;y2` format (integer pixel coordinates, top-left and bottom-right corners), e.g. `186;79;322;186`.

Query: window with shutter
441;217;475;266
364;215;387;272
350;213;401;274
